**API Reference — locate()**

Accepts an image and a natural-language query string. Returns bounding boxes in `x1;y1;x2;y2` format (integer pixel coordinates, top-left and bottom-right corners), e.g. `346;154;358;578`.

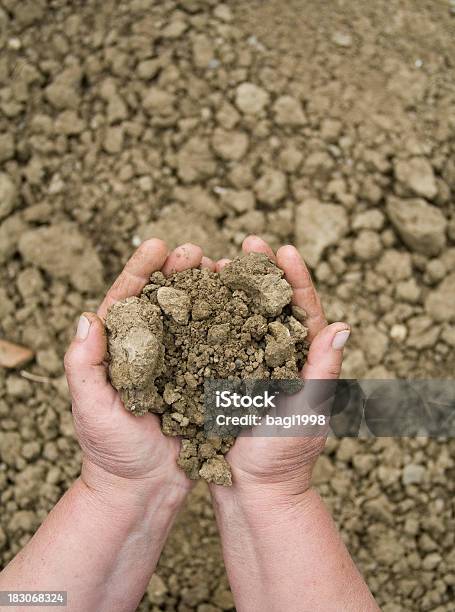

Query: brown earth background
0;1;455;610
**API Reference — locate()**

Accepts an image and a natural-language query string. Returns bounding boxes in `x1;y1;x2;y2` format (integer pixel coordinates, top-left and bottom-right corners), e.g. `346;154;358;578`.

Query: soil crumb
106;253;308;485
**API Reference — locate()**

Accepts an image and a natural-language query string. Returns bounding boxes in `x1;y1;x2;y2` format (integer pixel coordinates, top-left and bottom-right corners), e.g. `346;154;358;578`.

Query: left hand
64;239;214;500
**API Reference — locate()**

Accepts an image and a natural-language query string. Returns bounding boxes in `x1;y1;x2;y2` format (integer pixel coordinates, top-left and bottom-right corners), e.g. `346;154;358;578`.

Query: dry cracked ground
0;1;455;610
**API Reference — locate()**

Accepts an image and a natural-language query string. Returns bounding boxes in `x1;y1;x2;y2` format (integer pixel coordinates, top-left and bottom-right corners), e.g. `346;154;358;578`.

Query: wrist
80;458;191;516
210;477;318;528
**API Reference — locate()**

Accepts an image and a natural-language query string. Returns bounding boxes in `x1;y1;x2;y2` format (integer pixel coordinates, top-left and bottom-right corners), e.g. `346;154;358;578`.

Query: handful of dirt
105;253;308;486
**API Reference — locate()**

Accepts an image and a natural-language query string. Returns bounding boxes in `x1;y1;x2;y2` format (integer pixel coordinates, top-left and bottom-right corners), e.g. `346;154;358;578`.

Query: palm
66;239;206;487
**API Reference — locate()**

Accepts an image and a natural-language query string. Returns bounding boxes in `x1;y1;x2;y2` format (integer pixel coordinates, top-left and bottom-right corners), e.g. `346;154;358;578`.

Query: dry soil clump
106;253;308;486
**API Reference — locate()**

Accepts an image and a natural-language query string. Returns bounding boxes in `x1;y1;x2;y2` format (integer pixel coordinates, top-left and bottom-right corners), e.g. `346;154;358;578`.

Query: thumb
302;322;350;380
64;312;113;406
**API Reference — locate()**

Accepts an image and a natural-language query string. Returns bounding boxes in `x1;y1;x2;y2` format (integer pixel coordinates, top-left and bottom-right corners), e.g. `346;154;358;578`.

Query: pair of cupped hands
64;235;350;503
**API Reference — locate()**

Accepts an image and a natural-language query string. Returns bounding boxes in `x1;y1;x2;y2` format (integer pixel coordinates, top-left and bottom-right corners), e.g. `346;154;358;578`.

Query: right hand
214;236;350;499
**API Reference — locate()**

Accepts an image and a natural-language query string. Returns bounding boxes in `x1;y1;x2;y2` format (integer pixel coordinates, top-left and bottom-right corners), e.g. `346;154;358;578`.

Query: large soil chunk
386;197;447;256
0;340;34;369
219;252;293;316
394;157;437;199
106;297;164;415
157;287;191;324
18;223;104;292
235;82;270;114
424;273;455;323
106;254;308;485
295;200;349;267
0;173;17;221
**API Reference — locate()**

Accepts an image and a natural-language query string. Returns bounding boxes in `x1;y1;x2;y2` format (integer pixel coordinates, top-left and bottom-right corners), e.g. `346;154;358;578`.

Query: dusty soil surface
106;253;307;485
1;0;455;610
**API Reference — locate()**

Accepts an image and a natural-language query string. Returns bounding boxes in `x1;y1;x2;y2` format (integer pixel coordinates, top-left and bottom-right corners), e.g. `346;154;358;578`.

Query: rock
336;438;358;462
390;324;407;342
352;209;385;231
353;230;382;261
394;157;437;199
157;287;191;324
103;126;124;153
207;323;230;345
279;146;303;172
106;95;128;123
192;34;215;68
55;110;85;135
320;119;342;142
0;214;28;264
220;189;255;213
199;455;232;486
402;464;426;485
425;273;455;322
18;222;104;292
6;376;32;399
295;200;348;267
312;455;335;484
235;82;270;114
161;19;187;38
0;173;17;221
363;326;389;367
137;59;161;80
147;574;167;605
341;348;367;378
106;297;164;415
386;196;447;256
273;95;307;126
254;169;287;207
332;32;352;47
178;137;216;183
376;249;412;281
395;278;421;303
0;133;15;163
45;65;82;110
265;322;294;367
192;300;212;321
406;315;440;349
0;340;34;369
303;151;334;178
174;186;222;218
220;253;293;317
212;585;235;610
425;259;446;284
441;326;455;347
139;203;231;260
212;128;249;161
213;4;233;21
142;88;175;116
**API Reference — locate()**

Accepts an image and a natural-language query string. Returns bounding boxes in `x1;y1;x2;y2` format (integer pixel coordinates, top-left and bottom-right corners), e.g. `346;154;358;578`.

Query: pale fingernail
332;329;350;350
76;315;91;340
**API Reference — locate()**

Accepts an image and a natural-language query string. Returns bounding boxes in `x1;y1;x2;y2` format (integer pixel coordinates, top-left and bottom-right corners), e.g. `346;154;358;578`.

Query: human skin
210;235;380;612
0;239;211;612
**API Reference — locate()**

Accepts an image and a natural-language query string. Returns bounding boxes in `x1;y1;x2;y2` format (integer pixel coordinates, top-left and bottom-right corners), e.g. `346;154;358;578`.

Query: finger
216;258;231;272
276;245;327;341
242;235;277;262
98;238;168;319
200;256;216;271
302;323;350;380
161;243;203;276
64;313;115;407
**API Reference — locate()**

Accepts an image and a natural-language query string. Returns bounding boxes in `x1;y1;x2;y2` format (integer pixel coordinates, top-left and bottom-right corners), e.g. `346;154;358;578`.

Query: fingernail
76;315;91;340
332;329;350;350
